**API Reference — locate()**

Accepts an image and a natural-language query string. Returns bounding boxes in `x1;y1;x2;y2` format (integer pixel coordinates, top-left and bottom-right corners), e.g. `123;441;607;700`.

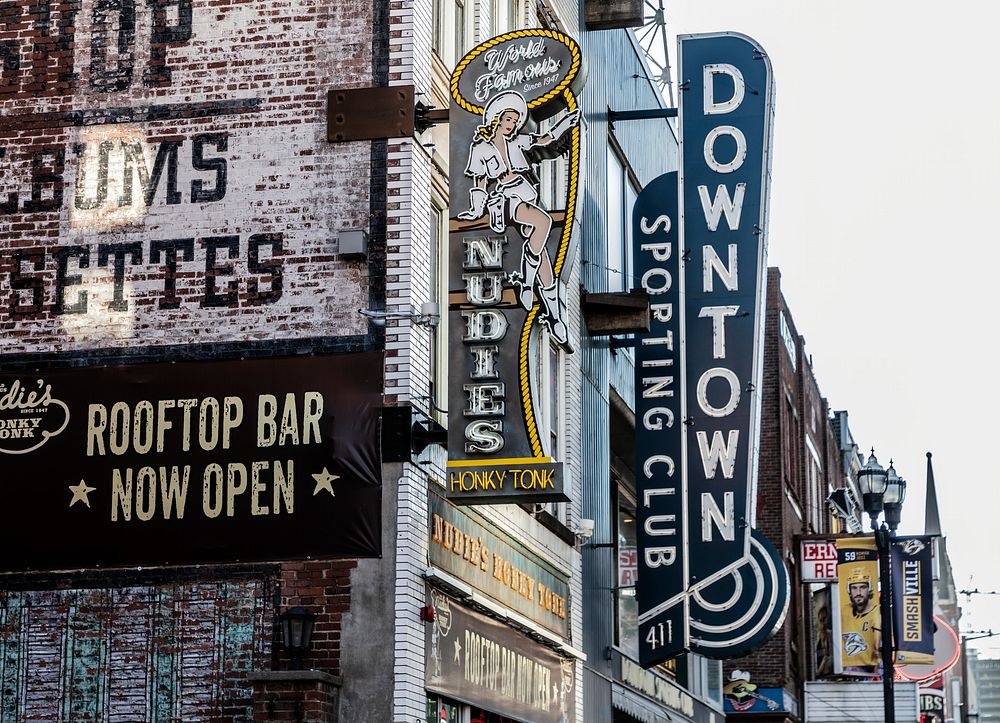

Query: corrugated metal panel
576;20;679;723
585;667;614;723
804;680;920;723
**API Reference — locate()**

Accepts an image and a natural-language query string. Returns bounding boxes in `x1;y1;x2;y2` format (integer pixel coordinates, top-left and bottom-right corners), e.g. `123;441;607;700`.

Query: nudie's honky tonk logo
0;378;70;454
446;29;585;505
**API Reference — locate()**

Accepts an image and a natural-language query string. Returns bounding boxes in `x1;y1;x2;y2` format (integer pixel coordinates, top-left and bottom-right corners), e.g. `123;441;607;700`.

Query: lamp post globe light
858;449;906;723
883;464;907;533
858;450;889;528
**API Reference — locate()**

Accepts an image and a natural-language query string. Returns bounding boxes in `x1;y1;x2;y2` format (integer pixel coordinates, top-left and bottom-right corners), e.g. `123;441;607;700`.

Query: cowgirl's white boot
513;243;541;310
539;280;569;346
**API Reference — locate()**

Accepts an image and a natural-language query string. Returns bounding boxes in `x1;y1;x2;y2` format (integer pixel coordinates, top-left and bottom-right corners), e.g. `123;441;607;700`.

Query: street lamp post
858;450;906;723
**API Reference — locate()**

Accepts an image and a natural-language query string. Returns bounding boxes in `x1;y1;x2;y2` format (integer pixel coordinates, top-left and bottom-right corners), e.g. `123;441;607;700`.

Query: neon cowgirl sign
446;30;585;504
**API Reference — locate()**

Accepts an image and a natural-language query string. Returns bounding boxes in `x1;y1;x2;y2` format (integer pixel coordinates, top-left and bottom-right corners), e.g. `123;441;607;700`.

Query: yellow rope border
518;88;582;459
450;29;582;116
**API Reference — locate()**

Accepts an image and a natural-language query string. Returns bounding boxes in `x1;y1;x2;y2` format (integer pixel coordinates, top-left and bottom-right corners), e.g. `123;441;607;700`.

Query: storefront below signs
611;650;722;723
425;591;576;723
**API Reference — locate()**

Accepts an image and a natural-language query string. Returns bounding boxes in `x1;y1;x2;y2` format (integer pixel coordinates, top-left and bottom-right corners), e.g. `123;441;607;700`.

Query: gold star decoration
69;479;96;508
311;468;339;497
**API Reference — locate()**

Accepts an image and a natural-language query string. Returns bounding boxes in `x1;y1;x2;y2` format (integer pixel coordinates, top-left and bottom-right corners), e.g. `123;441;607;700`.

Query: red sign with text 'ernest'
801;540;838;582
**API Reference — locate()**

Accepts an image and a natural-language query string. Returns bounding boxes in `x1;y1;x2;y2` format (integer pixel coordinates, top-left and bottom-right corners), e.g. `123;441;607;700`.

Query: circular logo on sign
0;378;70;455
689;529;790;658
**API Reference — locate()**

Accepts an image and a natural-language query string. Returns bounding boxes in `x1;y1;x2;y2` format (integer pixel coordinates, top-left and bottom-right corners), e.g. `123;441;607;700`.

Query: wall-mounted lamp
574;518;595;540
359;302;440;328
279;606;316;671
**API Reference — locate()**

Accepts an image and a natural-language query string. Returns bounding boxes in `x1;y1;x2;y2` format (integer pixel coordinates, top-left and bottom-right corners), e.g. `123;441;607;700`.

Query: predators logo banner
834;537;881;676
892;536;935;666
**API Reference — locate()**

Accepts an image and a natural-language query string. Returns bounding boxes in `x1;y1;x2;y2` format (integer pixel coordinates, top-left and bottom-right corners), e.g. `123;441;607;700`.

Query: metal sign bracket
326;85;452;142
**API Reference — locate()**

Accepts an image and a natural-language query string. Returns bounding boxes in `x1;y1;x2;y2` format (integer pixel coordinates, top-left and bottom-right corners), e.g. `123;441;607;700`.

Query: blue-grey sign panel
633;171;688;665
678;32;787;659
891;536;935;666
445;29;586;505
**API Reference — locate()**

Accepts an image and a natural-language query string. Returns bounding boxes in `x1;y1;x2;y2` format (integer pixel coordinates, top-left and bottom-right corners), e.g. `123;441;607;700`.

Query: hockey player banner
446;30;585;504
633;172;688;664
675;32;787;660
834;536;881;676
892;536;935;665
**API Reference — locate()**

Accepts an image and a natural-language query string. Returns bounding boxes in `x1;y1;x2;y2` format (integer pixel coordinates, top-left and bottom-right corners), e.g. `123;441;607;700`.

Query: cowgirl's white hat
483;91;528;132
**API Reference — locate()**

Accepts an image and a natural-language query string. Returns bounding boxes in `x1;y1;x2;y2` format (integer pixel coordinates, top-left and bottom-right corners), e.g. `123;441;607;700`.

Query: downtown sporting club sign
634;32;788;665
446;30;585;504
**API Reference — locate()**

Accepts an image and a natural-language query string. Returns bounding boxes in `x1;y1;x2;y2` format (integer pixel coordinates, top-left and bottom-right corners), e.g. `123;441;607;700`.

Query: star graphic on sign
69;480;96;508
453;638;462;663
312;468;339;497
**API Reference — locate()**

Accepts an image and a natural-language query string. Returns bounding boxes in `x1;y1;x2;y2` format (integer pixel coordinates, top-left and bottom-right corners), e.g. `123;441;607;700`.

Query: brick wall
1;0;388;719
277;560;358;675
0;572;272;721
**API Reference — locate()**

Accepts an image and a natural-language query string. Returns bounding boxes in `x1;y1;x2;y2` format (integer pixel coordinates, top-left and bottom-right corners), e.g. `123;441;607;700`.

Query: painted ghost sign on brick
446;30;585;504
0;0;376;353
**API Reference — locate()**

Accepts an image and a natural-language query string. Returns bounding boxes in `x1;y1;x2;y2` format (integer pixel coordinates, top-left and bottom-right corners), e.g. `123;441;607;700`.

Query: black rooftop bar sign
0;352;383;571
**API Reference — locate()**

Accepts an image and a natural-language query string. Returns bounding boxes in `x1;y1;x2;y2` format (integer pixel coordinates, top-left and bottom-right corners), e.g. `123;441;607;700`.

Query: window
492;0;520;33
616;479;639;658
431;0;473;67
455;0;467;59
429;200;449;424
432;0;447;60
548;342;561;458
607;146;638;293
687;655;723;707
426;695;460;723
536;333;566;523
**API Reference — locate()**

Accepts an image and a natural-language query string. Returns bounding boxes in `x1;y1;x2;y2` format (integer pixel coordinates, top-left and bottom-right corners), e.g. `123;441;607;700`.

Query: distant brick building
722;267;844;722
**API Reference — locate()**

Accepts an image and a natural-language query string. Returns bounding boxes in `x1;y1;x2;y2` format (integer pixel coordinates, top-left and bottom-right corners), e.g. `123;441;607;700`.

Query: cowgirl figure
457;90;581;345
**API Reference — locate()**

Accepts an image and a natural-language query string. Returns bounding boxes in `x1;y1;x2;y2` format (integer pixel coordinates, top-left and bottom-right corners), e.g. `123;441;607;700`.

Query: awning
613;683;676;723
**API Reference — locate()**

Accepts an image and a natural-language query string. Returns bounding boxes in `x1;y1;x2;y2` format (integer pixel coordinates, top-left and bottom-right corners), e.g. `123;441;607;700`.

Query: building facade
0;0;729;721
721;267;845;723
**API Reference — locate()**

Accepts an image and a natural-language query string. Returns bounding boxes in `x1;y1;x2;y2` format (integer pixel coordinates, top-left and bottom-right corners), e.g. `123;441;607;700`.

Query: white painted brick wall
0;0;377;352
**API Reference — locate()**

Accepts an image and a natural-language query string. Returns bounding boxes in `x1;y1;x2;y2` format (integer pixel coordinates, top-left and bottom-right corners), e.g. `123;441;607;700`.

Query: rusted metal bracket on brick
582;289;651;336
327;85;449;142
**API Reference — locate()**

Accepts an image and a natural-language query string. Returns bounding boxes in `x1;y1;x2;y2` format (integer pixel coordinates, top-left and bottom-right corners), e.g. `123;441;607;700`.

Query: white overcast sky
663;1;1000;655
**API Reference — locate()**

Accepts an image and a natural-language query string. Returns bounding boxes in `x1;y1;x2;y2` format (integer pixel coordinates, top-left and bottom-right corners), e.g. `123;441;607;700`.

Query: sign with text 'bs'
801;539;839;582
446;30;585;504
0;353;382;571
